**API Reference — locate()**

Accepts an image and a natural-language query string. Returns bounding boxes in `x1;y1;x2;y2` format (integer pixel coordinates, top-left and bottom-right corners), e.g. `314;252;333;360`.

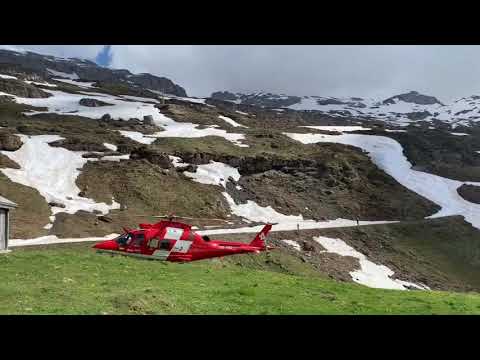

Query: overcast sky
4;45;480;102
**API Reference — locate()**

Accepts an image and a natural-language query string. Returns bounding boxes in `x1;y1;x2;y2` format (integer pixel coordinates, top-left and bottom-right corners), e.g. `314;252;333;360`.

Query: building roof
0;195;17;209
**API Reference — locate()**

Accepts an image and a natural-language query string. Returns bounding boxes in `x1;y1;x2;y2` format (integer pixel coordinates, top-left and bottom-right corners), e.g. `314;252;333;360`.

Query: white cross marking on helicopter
165;227;183;240
171;240;193;253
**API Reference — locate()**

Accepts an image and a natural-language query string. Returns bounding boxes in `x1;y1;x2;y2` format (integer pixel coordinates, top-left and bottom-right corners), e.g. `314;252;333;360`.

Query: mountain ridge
0;49;188;97
210;89;480;128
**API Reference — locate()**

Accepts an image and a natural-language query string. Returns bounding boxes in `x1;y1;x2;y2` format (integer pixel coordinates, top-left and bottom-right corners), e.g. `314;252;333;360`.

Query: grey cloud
12;45;480;102
8;45;104;60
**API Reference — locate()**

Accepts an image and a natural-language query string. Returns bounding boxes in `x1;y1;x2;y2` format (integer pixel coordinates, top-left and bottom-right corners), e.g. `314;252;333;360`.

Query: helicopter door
151;239;174;260
128;232;145;253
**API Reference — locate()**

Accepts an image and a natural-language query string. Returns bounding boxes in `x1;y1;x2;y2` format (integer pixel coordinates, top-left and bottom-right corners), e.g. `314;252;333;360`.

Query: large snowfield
285;131;480;230
283;95;480;127
4;87;248;147
313;235;429;290
0;135;121;227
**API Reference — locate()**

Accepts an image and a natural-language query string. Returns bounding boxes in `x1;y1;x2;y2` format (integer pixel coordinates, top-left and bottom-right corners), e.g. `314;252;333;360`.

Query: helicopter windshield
116;233;132;246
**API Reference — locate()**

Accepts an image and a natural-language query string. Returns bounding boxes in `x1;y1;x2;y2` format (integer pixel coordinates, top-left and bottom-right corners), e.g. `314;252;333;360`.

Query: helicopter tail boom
249;224;273;248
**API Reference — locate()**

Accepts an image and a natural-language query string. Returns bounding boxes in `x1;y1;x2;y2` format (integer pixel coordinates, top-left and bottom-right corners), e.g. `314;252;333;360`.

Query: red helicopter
93;215;274;262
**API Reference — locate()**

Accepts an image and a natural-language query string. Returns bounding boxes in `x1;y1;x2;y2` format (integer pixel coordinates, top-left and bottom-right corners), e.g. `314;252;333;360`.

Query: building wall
0;209;6;250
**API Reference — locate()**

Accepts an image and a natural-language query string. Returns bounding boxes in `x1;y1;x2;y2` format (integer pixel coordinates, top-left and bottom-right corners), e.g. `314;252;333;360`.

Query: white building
0;195;17;251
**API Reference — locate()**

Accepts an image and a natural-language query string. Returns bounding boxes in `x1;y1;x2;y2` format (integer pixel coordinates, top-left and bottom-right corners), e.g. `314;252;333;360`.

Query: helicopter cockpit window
116;233;132;246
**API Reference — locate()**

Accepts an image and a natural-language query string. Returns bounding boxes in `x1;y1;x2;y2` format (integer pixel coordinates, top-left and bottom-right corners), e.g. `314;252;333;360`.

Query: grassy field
1;243;480;315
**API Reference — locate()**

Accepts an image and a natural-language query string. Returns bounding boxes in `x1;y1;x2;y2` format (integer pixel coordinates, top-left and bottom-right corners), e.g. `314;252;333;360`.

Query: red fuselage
93;221;273;262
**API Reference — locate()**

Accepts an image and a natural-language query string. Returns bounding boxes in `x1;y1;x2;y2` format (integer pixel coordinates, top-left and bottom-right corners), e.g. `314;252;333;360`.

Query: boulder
0;133;22;151
48;201;66;208
301;241;315;252
79;98;112;107
143;115;154;125
100;113;112;121
156;104;169;111
176;164;198;173
82;153;104;159
49;137;108;152
130;146;173;168
457;184;480;204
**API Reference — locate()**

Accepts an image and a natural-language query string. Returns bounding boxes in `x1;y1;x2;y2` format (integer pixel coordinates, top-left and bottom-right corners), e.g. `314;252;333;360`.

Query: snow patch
184;161;241;188
53;78;96;88
0;74;18;80
218;115;248;128
0;135;121;228
100;154;130;162
153;122;248;147
9;233;120;247
3;89;248;147
179;157;395;229
285;131;480;230
24;80;57;87
197;219;396;236
119;94;159;103
222;192;395;228
47;68;79;79
118;131;157;145
169;155;189;168
384;129;407;133
303;126;371;132
314;235;429;291
103;143;118;152
282;240;301;251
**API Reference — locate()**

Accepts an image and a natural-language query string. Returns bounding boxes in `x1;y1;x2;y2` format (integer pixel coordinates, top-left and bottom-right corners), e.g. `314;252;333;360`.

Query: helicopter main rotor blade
132;214;231;222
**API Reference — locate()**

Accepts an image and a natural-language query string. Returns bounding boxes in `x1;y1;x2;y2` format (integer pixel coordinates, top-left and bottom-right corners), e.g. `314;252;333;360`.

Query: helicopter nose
93;240;119;250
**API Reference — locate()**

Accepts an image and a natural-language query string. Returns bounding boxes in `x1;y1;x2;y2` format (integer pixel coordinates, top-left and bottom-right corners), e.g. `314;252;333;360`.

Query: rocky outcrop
0;153;20;168
48;137;109;152
48;201;66;208
100;114;112;121
173;151;321;176
406;111;432;121
316;98;366;108
0;133;22;151
457;184;480;204
0;49;188;97
128;73;187;97
82;153;104;159
383;91;442;105
79;98;113;107
130;146;173;168
210;91;301;108
0;79;51;98
211;91;239;102
143;115;154;125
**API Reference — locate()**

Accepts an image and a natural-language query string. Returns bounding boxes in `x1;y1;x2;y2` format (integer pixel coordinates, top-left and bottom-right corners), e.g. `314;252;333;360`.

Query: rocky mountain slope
0;49;187;97
2;48;480;294
211;90;480;128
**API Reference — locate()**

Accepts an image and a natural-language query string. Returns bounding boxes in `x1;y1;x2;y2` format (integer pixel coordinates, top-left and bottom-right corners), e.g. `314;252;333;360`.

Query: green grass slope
1;243;480;315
